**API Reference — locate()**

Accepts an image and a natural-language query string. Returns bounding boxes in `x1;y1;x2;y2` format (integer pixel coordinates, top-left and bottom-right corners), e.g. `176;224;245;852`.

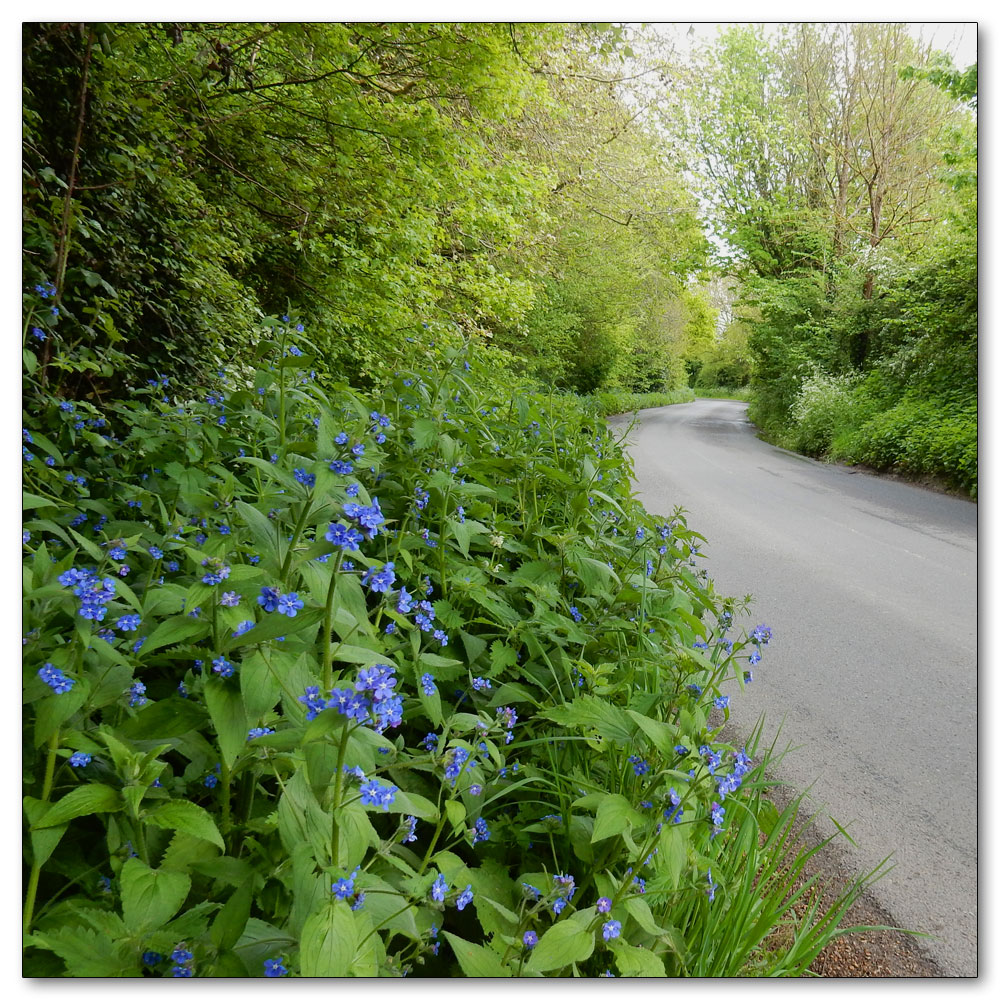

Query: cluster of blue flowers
38;663;75;694
395;587;448;646
429;873;474;911
169;946;195;977
325;521;363;550
58;567;117;620
299;662;404;735
258;585;304;617
359;777;398;810
362;561;396;593
343;498;385;540
200;557;231;585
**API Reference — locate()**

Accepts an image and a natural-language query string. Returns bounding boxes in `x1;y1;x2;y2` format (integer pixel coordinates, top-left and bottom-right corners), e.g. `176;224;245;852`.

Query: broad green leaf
299;899;358;977
119;697;208;739
277;769;331;861
204;677;247;769
335;803;379;871
234;918;298;977
386;790;438;821
32;783;122;829
609;938;666;977
120;857;191;933
622;895;665;937
239;649;282;720
418;683;443;726
659;824;687;891
539;695;637;745
224;607;322;651
592;793;640;842
445;799;467;833
23;796;66;868
23;492;58;511
33;679;90;746
526;919;595;973
29;925;131;977
626;710;678;756
233;500;282;567
442;932;512;977
211;879;254;951
144;799;225;849
140;615;208;656
302;706;348;744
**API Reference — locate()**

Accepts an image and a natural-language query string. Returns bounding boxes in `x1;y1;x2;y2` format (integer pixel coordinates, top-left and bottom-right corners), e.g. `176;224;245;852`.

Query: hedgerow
22;317;874;977
587;389;695;418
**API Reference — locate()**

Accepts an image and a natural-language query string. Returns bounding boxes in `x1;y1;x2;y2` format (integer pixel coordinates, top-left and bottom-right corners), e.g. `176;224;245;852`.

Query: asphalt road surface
610;398;978;978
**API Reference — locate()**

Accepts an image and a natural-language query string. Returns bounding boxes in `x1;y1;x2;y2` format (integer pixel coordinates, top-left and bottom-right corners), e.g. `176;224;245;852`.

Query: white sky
671;21;977;69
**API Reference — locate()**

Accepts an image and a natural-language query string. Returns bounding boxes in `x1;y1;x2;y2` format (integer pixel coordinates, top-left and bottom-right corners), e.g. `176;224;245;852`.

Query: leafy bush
588;389;695;417
23;322;872;977
787;371;860;457
839;395;978;497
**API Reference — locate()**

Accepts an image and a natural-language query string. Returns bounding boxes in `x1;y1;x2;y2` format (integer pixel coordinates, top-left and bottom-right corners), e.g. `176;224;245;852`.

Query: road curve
610;398;978;977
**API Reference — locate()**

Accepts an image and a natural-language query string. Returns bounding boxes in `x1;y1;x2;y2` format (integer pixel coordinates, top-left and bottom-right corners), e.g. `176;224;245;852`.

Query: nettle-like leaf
120;858;191;933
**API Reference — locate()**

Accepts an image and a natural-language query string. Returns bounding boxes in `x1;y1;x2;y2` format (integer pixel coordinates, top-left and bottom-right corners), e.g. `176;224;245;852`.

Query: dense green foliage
23;22;710;400
680;24;978;494
22;331;876;977
26;21;965;977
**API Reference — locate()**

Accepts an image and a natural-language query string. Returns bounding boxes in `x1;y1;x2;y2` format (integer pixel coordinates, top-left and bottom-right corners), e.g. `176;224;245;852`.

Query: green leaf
386;790;438;821
445;799;467;834
539;695;638;745
211;879;254;952
626;710;678;756
144;799;226;850
120;857;191;933
418;683;443;726
33;679;90;746
233;918;298;976
119;697;208;739
239;649;282;720
277;768;331;861
31;783;122;829
302;706;349;744
442;931;512;977
410;418;438;449
299;899;358;977
23;492;59;511
29;925;130;977
23;796;66;868
224;607;322;651
591;793;639;842
204;677;247;769
609;938;666;977
234;500;281;568
141;615;209;656
526;919;595;973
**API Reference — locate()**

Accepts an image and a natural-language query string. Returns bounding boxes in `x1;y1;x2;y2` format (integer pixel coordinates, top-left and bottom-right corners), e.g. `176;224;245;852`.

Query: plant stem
321;552;345;692
279;498;313;582
23;729;61;933
330;723;351;866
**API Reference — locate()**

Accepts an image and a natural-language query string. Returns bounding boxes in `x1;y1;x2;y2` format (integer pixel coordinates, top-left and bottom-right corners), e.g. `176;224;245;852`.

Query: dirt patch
758;782;947;978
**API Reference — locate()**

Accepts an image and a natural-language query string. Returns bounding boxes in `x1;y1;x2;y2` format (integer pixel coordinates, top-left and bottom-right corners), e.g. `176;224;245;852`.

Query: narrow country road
610;398;978;977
